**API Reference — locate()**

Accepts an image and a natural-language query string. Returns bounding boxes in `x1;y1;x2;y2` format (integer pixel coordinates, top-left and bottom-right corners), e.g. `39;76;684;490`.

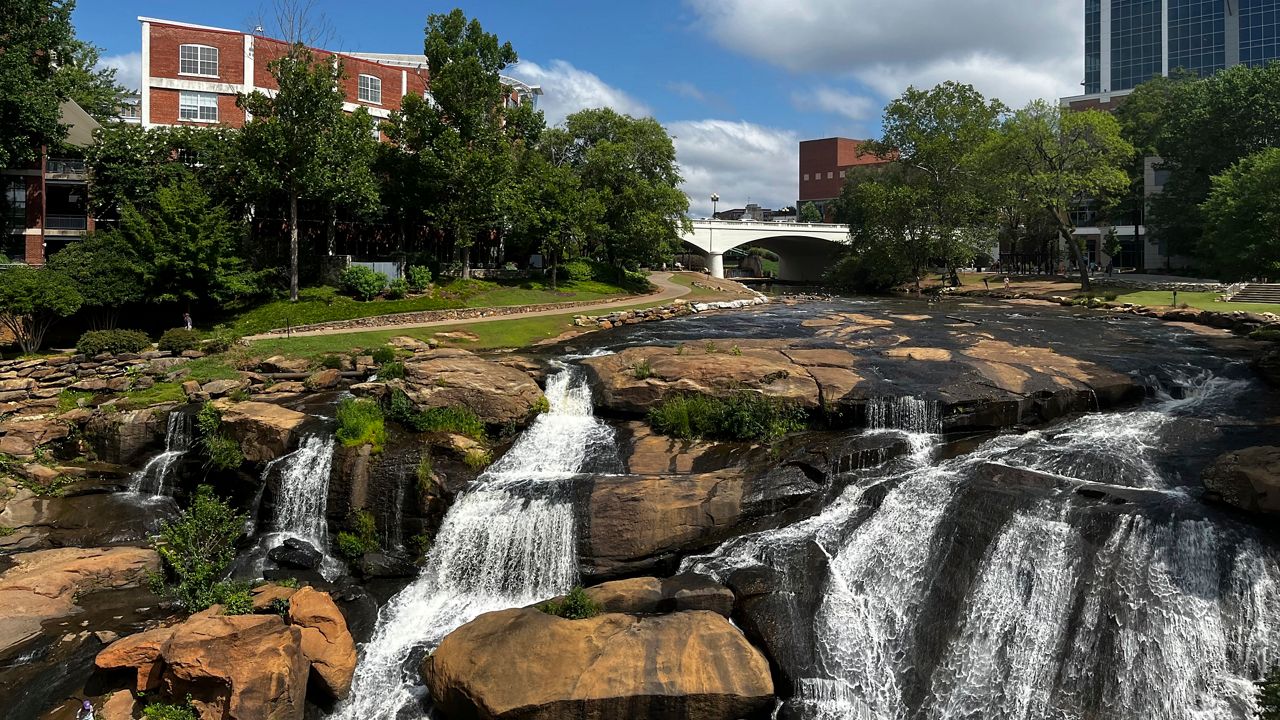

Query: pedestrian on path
183;312;192;331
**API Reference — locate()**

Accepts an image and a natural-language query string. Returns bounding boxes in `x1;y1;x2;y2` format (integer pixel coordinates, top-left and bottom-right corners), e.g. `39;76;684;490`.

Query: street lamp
708;193;721;278
710;193;719;220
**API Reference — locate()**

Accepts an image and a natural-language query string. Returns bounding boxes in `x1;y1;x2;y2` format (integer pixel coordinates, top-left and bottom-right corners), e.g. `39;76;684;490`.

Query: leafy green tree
871;82;1006;285
45;232;147;328
87;124;241;219
155;485;247;611
53;38;127;123
509;149;603;288
798;201;822;223
834;164;933;291
1199;147;1280;280
549;108;689;269
0;265;82;353
238;46;378;300
983;101;1134;290
0;0;75;169
114;174;265;307
1147;63;1280;262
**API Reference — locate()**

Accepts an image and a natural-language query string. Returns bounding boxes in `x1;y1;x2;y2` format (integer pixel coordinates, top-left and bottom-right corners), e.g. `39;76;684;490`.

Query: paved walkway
245;272;693;340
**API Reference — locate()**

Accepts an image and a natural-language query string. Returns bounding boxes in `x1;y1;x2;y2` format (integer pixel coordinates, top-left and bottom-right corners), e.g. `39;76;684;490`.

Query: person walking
183;312;192;331
76;700;95;720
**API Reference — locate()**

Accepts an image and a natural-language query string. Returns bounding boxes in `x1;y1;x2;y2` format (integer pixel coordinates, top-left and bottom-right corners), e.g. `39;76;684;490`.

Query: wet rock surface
268;537;323;570
213;400;311;463
423;607;775;720
382;348;546;425
1202;446;1280;514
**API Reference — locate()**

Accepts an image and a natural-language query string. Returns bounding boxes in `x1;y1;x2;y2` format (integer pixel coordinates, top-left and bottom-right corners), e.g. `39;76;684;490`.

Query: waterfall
129;409;192;495
335;364;616;719
866;396;941;434
270;433;336;546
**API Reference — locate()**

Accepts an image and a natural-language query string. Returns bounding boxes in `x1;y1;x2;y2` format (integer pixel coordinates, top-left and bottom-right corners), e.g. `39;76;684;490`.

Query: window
802;173;809;181
179;44;219;77
827;171;834;179
358;74;382;104
839;170;846;178
179;91;218;122
4;178;27;229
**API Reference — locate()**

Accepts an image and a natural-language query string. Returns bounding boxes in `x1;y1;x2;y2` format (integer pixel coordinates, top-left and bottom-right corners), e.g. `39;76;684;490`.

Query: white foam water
334;365;613;719
129;410;192;495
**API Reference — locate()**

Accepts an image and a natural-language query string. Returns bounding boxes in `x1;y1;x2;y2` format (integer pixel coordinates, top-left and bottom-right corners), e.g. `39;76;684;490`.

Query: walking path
244;272;694;340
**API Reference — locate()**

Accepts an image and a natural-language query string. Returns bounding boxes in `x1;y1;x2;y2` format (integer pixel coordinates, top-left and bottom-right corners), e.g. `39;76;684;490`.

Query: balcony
45;158;87;180
46;214;88;231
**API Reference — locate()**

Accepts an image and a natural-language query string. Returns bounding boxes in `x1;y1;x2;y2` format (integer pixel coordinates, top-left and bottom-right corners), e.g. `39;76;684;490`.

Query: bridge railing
691;219;849;230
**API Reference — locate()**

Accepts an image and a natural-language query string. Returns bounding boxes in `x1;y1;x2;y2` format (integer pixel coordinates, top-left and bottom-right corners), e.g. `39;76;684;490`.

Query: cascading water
866;396;941;434
129;409;192;495
269;433;337;546
335;363;618;719
688;368;1280;720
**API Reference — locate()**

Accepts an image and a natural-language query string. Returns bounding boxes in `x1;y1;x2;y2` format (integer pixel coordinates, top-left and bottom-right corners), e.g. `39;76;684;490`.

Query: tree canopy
1200;147;1280;280
0;265;82;353
0;0;76;169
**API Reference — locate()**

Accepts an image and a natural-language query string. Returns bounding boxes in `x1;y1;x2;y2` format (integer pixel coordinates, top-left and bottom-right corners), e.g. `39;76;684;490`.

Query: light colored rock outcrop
287;587;358;700
424;608;774;720
213;400;310;463
390;349;545;425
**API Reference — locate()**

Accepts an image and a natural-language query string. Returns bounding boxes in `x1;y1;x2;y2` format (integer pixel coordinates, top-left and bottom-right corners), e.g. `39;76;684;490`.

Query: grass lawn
665;274;751;302
1112;290;1280;315
226;278;632;335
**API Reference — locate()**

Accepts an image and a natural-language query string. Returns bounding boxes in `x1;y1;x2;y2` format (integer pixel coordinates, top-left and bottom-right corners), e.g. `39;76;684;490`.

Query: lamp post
710;192;719;219
708;193;723;279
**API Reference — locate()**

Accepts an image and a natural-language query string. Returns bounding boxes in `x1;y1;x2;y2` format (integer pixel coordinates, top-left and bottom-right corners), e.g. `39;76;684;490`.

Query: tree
872;82;1006;285
983;101;1134;290
509;149;603;288
834;164;933;291
54;39;128;122
0;0;75;169
1147;63;1280;262
87;124;241;220
238;46;378;300
1199;147;1280;280
45;232;147;328
114;174;265;308
155;485;247;611
798;201;822;223
550;108;689;269
0;265;82;353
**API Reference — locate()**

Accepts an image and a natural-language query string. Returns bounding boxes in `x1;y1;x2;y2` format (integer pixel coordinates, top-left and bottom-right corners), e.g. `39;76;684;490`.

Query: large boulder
0;547;160;657
161;614;310;720
95;625;175;692
576;465;823;581
268;538;323;571
423;608;774;720
391;349;545;425
213;400;310;463
1202;446;1280;514
287;587;358;701
83;405;174;465
583;575;735;618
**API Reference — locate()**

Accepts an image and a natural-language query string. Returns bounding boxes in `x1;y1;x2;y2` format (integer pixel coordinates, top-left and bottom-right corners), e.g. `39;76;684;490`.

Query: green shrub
335;397;386;450
155;485;247;611
386;278;409;300
335;531;369;560
537;586;602;620
633;359;653;380
195;403;243;471
335;508;380;560
158;328;202;354
1252;327;1280;342
406;265;433;291
204;325;241;353
320;353;345;370
76;329;151;356
408;531;431;558
275;576;301;589
142;699;198;720
340;265;388;301
463;448;492;470
531;395;550;414
371;346;396;364
218;583;254;615
648;392;808;441
416;455;436;495
0;525;13;537
385;389;486;440
378;361;405;380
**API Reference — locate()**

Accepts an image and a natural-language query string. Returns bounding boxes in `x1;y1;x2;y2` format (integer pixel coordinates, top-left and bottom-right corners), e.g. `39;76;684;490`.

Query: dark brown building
797;137;887;220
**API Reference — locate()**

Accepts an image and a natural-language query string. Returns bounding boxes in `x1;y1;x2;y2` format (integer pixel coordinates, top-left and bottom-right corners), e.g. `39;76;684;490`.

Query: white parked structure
682;219;850;281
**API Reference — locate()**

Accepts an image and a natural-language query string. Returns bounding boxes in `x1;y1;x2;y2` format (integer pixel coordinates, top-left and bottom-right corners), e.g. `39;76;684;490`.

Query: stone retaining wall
0;350;200;417
573;293;771;330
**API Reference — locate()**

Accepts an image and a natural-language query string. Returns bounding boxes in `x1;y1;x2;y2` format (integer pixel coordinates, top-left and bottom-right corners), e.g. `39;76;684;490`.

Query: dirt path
243;272;694;340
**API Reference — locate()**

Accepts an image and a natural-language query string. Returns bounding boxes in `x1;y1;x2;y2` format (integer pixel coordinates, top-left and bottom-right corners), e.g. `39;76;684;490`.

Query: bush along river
2;296;1279;720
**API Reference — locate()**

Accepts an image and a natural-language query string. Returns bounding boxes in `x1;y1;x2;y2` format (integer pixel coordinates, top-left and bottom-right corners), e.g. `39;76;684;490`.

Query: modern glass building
1077;0;1280;99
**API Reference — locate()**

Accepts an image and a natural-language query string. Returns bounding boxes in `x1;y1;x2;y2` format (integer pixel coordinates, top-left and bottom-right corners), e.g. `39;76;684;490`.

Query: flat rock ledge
356;348;545;426
423;605;774;720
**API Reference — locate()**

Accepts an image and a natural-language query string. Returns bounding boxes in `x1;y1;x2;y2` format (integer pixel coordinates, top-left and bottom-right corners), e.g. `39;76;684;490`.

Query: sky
76;0;1085;217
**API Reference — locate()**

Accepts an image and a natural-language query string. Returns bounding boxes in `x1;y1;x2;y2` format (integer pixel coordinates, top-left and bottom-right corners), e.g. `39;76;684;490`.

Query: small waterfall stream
129;409;192;495
335;363;618;719
269;433;337;546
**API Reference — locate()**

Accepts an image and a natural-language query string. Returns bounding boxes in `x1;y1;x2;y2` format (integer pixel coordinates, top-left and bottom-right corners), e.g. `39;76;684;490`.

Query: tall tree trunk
289;193;300;302
1060;226;1090;291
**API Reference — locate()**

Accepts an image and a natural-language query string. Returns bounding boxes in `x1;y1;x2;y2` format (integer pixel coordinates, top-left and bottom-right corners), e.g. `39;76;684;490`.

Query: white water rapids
129;409;192;495
334;364;615;719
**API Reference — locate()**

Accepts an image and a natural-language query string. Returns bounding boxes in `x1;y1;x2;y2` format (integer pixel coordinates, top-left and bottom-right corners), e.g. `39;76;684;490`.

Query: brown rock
96;625;176;691
424;608;774;720
0;434;34;457
82;405;173;466
161;614;309;720
583;575;734;617
262;381;307;395
213;401;309;463
259;355;312;374
100;690;138;720
181;380;202;398
251;583;299;612
0;417;70;447
304;368;342;390
287;587;357;700
0;547;160;657
201;378;249;398
394;350;545;425
1202;446;1280;514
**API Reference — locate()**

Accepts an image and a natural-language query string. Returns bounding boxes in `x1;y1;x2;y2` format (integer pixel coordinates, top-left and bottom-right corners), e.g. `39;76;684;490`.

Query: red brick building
797;137;888;220
139;17;541;135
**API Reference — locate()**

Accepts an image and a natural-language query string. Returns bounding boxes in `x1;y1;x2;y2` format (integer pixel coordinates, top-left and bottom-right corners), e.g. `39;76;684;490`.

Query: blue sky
77;0;1085;216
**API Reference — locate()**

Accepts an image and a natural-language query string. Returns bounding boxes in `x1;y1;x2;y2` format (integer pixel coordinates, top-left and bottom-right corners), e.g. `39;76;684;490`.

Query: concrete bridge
681;219;850;281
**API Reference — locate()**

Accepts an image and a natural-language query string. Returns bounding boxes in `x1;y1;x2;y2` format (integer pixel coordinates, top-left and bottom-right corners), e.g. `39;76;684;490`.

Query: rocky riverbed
2;296;1278;719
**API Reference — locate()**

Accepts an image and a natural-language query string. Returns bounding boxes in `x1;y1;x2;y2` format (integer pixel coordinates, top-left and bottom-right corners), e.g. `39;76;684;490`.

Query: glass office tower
1083;0;1280;95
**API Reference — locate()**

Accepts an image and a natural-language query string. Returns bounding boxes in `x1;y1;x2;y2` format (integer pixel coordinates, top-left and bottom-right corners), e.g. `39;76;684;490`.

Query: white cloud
507;59;650;125
668;119;798;217
100;51;143;92
668;81;708;103
793;86;879;123
688;0;1082;108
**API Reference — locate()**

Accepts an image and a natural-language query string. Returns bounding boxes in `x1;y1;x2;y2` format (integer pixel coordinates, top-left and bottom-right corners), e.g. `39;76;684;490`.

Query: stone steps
1230;283;1280;304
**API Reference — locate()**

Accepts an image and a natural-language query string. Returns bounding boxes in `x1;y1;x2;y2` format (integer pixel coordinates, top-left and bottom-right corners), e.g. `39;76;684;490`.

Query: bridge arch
681;220;850;282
